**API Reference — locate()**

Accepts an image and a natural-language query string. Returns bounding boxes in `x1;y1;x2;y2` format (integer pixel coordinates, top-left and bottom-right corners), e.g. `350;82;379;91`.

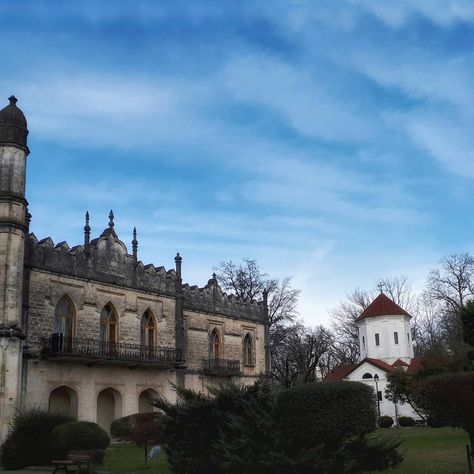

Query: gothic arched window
140;311;156;348
209;328;220;360
54;295;75;338
243;333;254;366
100;304;117;345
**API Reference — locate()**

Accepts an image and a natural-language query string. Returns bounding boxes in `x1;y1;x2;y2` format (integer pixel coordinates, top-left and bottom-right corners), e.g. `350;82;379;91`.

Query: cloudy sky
1;1;474;325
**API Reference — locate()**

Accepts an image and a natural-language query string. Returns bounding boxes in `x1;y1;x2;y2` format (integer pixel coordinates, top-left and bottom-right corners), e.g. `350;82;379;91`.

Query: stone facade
0;97;269;440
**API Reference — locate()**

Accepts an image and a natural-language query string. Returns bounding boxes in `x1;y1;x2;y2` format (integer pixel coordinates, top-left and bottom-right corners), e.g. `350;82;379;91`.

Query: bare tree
425;253;474;312
329;288;371;364
215;259;270;301
375;275;417;314
272;323;333;388
214;259;299;329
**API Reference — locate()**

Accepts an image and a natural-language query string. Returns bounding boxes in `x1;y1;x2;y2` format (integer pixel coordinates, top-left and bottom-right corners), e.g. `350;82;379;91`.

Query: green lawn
375;427;470;474
100;443;170;474
100;427;470;474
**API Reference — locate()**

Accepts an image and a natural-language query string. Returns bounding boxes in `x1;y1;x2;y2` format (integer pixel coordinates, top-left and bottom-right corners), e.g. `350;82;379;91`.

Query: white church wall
359;315;412;364
347;362;420;420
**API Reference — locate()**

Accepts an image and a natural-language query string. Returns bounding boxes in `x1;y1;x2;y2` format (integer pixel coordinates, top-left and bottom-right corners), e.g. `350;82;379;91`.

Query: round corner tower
356;292;414;365
0;95;29;439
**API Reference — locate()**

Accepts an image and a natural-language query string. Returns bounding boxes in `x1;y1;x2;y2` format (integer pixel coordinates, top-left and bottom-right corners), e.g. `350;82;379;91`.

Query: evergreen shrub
111;413;162;463
0;409;75;470
379;415;394;428
111;412;162;440
52;421;110;465
277;381;377;451
156;380;401;474
398;416;416;427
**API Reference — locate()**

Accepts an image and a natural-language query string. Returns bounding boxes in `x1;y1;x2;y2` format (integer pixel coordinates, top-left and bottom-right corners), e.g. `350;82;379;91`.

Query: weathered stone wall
27;269;177;353
26;360;178;421
185;308;266;377
23;230;267;430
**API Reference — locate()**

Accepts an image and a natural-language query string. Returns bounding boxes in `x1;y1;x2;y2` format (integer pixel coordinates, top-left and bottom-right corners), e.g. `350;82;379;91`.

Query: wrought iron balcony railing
203;358;241;376
41;334;183;367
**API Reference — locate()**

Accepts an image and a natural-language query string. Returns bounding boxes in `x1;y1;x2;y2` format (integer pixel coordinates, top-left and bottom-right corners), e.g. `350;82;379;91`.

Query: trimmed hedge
398;416;416;427
110;412;163;441
277;381;377;451
52;421;110;466
379;416;394;428
1;409;75;470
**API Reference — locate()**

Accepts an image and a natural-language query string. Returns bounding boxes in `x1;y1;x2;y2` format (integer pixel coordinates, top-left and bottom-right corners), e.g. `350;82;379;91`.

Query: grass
100;443;170;474
100;427;471;474
376;427;470;474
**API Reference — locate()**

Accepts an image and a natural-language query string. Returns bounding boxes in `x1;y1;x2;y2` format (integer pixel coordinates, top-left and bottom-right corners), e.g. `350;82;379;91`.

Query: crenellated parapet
26;231;177;296
183;277;265;322
27;211;266;323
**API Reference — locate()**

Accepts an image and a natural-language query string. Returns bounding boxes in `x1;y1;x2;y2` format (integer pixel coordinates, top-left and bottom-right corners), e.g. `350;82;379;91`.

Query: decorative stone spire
0;95;29;152
108;210;114;228
132;227;138;259
84;211;91;246
175;252;182;279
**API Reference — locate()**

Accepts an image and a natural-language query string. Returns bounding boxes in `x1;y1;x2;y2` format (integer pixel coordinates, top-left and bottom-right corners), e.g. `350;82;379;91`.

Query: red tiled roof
364;358;394;372
356;293;411;322
325;357;394;381
325;364;356;381
392;358;409;368
406;357;423;375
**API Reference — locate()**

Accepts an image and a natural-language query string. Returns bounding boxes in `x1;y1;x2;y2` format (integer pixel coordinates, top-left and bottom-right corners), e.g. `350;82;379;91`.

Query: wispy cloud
1;1;473;325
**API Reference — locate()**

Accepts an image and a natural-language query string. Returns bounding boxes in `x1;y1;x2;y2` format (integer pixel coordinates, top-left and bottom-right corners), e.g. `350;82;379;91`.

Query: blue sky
2;1;474;325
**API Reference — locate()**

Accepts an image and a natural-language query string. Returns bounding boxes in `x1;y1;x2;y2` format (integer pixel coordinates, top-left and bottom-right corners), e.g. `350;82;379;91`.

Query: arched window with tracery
209;328;220;360
243;333;254;366
362;372;373;379
140;311;156;349
100;304;117;345
54;295;75;338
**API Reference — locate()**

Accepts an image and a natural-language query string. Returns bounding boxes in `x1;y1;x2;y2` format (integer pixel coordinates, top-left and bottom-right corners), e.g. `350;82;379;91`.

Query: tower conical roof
355;293;411;322
0;96;28;151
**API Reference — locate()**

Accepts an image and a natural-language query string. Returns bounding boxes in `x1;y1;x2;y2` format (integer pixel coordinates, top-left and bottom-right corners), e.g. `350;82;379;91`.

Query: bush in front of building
52;421;110;464
276;381;402;472
110;413;163;463
379;416;394;428
155;380;287;474
0;409;75;470
398;416;416;427
277;381;377;451
155;380;402;474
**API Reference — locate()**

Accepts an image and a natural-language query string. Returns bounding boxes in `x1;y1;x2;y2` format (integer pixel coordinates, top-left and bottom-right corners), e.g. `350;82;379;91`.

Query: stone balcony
203;358;241;376
40;334;183;369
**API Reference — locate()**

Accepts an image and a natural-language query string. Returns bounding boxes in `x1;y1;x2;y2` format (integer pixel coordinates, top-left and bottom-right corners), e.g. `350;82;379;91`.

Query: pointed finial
108;210;114;228
8;95;17;106
175;252;182;279
212;272;217;280
84;211;91;247
132;227;138;259
377;283;384;294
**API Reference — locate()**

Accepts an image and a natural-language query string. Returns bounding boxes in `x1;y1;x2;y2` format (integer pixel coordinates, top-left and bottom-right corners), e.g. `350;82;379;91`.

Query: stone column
0;97;29;440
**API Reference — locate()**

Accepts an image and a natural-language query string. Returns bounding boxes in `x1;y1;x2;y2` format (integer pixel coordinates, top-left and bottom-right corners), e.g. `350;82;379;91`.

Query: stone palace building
0;96;270;439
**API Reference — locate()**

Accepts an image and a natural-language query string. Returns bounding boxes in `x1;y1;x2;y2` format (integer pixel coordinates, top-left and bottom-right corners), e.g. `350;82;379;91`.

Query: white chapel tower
356;292;414;365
